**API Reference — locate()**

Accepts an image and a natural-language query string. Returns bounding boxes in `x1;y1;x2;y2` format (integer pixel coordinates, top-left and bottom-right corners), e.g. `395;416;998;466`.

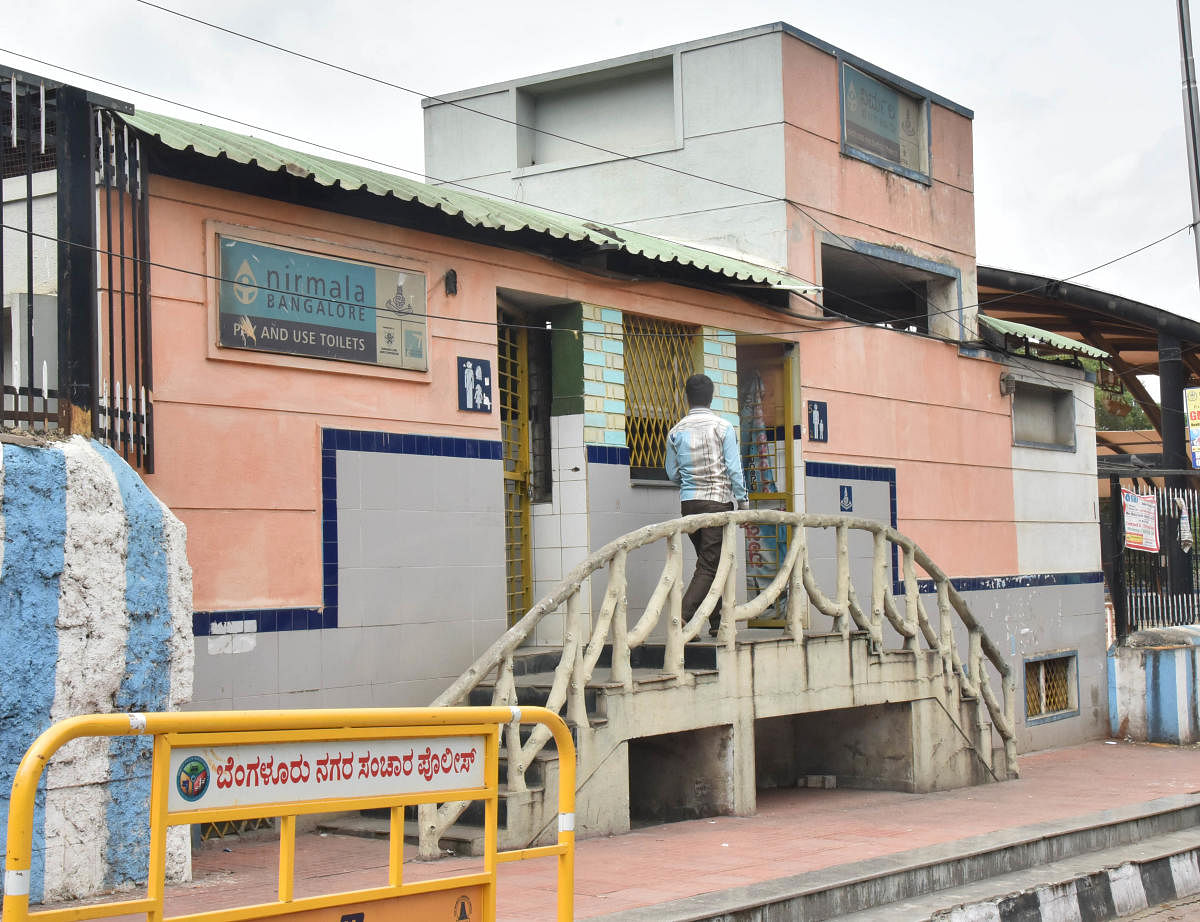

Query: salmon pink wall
799;325;1018;576
779;35;975;298
143;177;808;612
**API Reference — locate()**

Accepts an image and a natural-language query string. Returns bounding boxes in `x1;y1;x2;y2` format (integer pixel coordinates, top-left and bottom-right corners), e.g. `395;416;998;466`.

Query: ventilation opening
516;57;676;169
1012;382;1076;451
628;725;733;827
819;244;957;336
1025;653;1077;723
755;704;916;793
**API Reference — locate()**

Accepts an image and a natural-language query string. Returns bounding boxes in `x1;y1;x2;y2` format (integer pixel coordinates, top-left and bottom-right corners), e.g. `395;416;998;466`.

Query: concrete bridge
418;511;1018;856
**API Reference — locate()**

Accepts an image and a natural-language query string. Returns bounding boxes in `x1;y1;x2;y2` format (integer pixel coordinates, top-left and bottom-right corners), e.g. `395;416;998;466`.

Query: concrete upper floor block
422;23;976;274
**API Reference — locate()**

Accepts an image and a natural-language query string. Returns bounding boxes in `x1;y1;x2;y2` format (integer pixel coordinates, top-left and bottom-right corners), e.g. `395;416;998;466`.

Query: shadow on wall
0;437;193;903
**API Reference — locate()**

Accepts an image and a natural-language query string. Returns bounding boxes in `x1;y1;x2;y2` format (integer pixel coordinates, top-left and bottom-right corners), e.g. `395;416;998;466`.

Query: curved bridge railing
419;510;1017;858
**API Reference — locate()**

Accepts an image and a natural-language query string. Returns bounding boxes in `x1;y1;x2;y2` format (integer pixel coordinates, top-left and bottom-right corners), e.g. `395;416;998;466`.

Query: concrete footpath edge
938;848;1200;922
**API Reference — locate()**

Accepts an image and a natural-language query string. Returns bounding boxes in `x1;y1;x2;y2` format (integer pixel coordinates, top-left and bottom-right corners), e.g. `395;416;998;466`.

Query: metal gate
1;70;153;468
1107;479;1200;638
498;312;532;624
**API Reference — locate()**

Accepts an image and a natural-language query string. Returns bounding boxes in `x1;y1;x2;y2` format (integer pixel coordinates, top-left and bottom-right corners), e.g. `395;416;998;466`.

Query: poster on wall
217;235;428;371
1121;488;1160;553
1185;387;1200;468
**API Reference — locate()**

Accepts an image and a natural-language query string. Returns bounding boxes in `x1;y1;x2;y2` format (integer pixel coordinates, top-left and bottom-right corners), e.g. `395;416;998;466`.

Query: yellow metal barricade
2;706;575;922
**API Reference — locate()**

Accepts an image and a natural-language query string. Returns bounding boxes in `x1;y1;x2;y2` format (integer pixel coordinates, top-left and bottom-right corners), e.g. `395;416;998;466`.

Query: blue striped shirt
664;408;748;506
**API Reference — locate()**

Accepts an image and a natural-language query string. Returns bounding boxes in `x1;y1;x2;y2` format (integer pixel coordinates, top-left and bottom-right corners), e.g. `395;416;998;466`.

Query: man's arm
721;424;749;508
664;431;681;484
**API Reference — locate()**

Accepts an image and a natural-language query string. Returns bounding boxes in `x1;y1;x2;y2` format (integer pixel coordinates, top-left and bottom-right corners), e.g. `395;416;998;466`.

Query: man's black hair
685;373;714;408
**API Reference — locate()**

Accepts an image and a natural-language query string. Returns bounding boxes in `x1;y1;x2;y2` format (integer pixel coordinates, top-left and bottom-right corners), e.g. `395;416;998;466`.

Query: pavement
48;738;1200;921
1124;894;1200;921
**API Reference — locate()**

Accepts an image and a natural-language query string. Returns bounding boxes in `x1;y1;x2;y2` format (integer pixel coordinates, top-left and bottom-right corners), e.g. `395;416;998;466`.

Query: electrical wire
1;33;1190;455
2;45;1191;342
1;216;1175;458
0;46;825;293
130;1;1193;336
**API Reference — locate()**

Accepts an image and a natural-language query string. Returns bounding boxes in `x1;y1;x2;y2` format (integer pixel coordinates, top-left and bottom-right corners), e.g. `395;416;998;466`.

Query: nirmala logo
232;259;258;305
176;756;210;802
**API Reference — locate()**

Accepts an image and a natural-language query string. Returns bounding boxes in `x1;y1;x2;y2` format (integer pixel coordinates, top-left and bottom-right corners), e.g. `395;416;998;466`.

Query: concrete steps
587;794;1200;922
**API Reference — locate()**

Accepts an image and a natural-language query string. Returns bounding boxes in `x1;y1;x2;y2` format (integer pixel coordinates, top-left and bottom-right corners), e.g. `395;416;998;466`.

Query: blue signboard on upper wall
217;235;428;371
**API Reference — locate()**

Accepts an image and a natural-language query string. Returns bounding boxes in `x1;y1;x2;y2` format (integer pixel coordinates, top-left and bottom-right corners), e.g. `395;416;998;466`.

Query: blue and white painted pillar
0;437;193;903
1109;642;1200;744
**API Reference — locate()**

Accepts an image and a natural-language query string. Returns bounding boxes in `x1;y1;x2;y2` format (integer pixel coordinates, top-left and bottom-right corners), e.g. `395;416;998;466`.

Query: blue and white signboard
808;400;828;442
458;358;493;413
839;485;854;512
217;235;427;371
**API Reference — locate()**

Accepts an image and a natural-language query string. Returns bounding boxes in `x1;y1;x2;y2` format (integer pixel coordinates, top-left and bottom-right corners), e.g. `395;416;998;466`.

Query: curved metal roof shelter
978;265;1200;442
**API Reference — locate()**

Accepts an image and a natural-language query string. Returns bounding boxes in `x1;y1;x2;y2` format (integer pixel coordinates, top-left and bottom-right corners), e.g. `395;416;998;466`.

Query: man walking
665;373;749;638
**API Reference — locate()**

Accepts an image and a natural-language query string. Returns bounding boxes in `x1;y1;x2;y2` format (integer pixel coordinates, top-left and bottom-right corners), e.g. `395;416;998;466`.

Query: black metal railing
95;108;153;470
1108;478;1200;638
1;70;152;469
1;72;60;433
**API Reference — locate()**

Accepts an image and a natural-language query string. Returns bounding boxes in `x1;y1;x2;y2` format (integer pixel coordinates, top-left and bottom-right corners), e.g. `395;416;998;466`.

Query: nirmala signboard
218;235;428;371
842;63;926;176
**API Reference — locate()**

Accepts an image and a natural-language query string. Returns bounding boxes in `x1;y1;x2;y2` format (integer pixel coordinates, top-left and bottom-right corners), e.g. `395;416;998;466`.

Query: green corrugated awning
121;110;819;297
978;313;1109;359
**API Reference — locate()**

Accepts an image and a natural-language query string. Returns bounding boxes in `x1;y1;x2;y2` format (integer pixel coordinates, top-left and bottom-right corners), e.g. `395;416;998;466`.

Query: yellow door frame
745;348;796;628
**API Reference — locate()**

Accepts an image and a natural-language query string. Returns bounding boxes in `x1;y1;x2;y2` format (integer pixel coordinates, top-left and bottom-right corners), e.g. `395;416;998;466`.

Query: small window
840;62;929;183
1012;382;1076;451
1025;653;1078;724
624;314;696;480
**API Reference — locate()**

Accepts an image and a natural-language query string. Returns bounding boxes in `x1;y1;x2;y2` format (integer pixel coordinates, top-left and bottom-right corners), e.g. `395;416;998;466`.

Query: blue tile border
918;571;1105;595
192;607;323;638
587;444;631;465
806;460;900;584
195;427;502;637
801;461;1104;598
319;427;503;461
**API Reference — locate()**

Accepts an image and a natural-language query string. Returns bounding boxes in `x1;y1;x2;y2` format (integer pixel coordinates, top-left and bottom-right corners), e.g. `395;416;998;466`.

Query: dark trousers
681;499;734;628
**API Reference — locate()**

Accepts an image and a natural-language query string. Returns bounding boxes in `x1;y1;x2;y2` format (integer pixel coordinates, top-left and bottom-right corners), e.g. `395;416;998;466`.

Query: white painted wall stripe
45;439;130;902
1170;852;1200;897
1036;882;1082;922
1107;863;1148;916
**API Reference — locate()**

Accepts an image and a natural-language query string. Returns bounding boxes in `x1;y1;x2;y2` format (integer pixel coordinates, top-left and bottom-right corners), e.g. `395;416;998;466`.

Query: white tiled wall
531;416;591;645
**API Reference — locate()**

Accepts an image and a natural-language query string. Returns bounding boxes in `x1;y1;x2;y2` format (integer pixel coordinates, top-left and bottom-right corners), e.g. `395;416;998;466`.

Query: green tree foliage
1081;358;1155;432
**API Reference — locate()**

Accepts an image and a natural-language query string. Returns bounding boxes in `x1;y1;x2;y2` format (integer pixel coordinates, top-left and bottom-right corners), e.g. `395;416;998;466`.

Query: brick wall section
580;310;741;448
582;304;627;447
703;327;741;431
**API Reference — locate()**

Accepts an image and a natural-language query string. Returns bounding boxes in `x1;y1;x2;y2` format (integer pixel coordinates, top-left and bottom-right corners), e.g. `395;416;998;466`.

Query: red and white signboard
167;735;486;813
1121;488;1160;554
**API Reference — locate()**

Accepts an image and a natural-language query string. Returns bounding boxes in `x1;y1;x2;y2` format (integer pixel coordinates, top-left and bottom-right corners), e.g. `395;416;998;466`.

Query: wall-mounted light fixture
444;269;458;296
999;372;1017;396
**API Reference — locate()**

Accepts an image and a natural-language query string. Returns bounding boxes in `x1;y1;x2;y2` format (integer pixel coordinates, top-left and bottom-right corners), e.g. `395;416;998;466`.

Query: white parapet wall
0;436;193;903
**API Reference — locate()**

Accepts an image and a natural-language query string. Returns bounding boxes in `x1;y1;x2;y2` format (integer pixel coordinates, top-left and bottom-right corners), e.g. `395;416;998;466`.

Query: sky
5;0;1200;320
